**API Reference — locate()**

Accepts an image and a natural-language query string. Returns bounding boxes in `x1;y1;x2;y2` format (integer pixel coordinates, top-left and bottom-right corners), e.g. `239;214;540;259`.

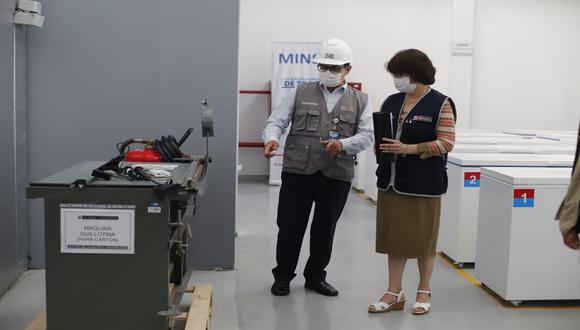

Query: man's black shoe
304;280;339;296
271;280;290;296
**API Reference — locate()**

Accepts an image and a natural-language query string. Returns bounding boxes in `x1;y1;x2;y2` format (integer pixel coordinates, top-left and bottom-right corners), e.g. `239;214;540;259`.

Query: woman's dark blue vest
376;89;456;196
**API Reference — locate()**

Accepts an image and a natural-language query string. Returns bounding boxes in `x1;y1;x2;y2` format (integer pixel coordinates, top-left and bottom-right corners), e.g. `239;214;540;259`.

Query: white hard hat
314;38;353;66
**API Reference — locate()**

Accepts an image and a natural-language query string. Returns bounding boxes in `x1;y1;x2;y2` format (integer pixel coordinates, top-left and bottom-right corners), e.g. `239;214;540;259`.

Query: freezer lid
451;144;537;154
447;152;552;167
481;167;572;185
451;144;573;155
448;153;574;167
457;137;559;146
536;132;576;140
560;139;578;146
502;129;538;136
452;144;505;153
496;138;558;146
497;145;538;154
455;138;500;145
455;128;493;134
535;145;576;154
502;129;576;137
455;132;510;138
548;154;576;166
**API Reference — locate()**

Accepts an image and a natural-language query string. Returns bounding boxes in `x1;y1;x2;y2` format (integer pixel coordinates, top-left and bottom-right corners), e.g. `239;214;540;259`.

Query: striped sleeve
416;100;456;159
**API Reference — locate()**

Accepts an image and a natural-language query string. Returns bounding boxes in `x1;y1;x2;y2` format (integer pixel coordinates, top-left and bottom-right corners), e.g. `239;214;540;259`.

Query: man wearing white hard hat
262;38;374;296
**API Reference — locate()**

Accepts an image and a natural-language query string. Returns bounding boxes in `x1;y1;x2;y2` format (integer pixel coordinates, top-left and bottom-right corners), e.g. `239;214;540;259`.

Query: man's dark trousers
272;170;351;283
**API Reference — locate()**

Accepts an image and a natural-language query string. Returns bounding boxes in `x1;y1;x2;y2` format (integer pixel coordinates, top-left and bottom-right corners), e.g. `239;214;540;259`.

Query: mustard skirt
376;189;441;258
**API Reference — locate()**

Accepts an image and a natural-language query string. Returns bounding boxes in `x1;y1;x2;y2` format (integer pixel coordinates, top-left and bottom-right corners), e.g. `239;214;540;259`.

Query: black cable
177;128;193;146
166;135;183;158
160;137;173;161
117;139;135;156
156;139;172;162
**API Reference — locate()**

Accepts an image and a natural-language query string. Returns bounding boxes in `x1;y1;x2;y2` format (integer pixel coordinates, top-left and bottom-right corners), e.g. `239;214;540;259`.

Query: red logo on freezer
464;172;481;180
513;189;534;198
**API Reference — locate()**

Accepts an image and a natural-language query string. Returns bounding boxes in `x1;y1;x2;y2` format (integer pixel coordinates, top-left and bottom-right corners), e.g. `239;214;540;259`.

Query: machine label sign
60;204;135;254
464;172;481;187
513;189;535;208
147;202;162;213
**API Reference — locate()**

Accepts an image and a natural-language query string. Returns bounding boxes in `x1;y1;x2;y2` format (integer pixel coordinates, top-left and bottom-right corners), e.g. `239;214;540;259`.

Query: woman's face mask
393;76;416;93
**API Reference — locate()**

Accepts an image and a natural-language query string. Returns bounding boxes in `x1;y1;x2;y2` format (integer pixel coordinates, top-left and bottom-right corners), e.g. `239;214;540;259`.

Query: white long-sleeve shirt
262;82;374;155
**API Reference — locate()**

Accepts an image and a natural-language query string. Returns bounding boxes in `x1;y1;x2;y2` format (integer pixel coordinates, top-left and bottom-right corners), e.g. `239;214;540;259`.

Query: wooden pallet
25;310;46;330
26;284;213;330
172;284;213;330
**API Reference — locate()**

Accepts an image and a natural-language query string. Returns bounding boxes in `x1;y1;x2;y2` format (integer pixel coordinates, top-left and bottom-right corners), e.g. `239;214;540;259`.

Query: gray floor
1;177;579;330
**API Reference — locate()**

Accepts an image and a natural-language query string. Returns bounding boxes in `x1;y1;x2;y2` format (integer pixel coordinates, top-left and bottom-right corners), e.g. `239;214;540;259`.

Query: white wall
471;0;580;130
238;93;270;175
238;0;454;175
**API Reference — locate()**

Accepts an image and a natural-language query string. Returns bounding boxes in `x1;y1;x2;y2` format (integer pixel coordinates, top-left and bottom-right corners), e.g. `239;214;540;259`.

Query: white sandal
412;290;432;315
368;289;406;313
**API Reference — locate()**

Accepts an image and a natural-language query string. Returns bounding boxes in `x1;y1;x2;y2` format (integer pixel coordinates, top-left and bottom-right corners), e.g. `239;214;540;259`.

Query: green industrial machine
27;158;208;330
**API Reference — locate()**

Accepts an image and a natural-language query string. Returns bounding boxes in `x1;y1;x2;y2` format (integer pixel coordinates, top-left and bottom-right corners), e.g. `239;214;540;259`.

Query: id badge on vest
328;118;340;140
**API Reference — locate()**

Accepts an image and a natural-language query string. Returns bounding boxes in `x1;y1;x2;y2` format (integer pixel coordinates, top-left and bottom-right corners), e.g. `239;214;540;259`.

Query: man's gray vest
282;82;368;182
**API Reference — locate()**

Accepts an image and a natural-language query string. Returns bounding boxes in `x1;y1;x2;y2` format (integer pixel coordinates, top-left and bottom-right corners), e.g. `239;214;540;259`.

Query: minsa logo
324;53;335;59
279;53;318;64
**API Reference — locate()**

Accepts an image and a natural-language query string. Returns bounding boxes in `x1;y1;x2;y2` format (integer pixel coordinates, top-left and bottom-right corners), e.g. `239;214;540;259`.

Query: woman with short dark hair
368;49;456;315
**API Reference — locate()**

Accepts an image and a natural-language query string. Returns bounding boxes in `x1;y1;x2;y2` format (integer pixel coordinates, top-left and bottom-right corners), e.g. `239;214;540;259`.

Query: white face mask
319;70;343;88
394;76;416;93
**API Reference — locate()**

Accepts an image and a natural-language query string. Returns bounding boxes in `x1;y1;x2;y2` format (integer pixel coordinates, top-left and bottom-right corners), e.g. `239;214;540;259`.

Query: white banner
60;204;135;254
269;42;320;185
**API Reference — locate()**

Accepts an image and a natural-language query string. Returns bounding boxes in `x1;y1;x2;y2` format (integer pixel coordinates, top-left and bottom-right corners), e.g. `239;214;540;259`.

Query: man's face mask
319;71;343;87
317;64;346;87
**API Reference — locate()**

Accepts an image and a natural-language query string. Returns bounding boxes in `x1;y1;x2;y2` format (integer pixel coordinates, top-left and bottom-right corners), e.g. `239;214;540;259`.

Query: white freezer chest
474;167;580;303
440;154;574;265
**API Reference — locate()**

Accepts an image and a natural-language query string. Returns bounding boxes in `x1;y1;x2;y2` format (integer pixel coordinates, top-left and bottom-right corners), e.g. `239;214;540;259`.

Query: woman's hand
379;138;417;155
